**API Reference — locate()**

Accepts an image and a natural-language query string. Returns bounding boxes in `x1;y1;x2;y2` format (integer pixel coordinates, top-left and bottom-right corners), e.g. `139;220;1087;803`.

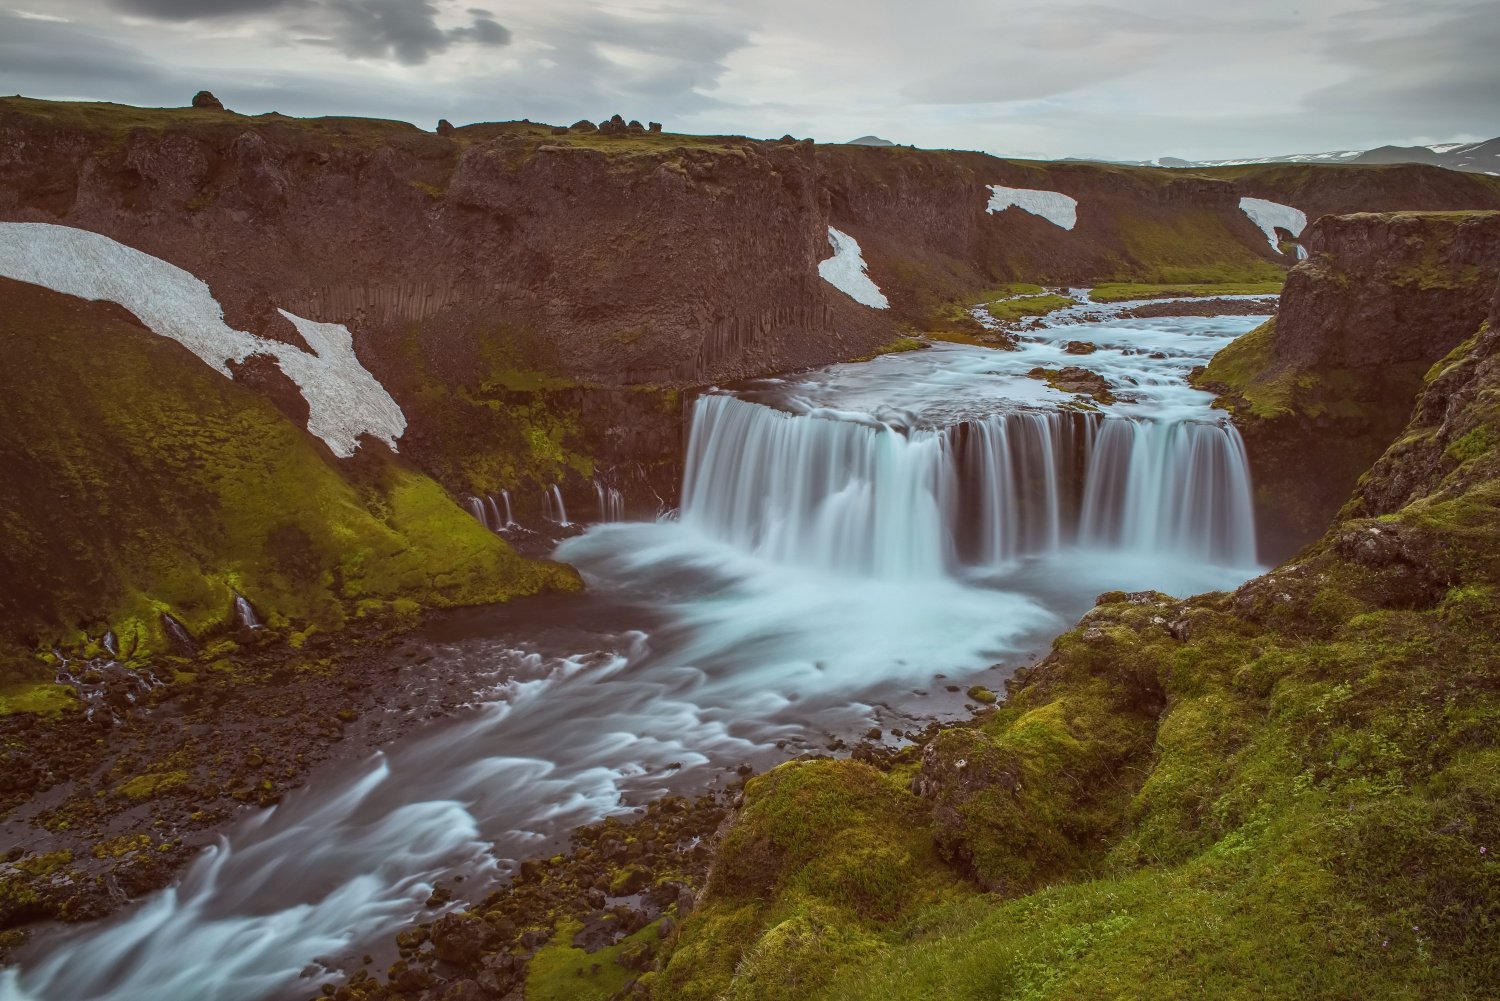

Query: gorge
2;96;1500;1001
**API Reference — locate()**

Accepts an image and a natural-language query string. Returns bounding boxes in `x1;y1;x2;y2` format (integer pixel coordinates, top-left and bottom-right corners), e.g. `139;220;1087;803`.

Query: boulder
437;119;455;136
191;91;224;110
430;913;499;966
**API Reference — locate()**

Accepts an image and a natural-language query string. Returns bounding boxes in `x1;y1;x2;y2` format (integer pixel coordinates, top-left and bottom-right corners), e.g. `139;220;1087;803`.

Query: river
1;303;1268;1001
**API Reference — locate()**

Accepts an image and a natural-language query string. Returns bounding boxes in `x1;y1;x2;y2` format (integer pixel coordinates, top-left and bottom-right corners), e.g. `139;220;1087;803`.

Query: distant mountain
845;136;896;146
1106;137;1500;175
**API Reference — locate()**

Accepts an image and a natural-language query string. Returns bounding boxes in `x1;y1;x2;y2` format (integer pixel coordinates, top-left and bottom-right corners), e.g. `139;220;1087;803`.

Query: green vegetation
986;294;1077;323
645;318;1500;1000
653;760;965;1000
1089;281;1284;302
0;278;578;680
0;682;76;715
528;918;667;1001
851;337;927;362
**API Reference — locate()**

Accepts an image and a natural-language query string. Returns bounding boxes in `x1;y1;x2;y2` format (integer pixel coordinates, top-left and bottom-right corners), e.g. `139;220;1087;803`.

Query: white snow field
817;227;889;308
1238;197;1308;253
0;222;405;457
985;184;1078;230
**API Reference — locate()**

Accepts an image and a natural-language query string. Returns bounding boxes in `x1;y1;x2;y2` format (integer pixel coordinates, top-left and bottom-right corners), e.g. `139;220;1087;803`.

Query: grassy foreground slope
0;276;579;685
648;313;1500;998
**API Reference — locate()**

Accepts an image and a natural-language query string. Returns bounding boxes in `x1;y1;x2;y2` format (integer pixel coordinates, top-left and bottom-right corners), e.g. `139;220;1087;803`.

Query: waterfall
232;593;262;629
1078;418;1257;564
596;482;625;522
544;485;570;526
468;493;517;531
680;394;1256;576
680;395;951;578
467;496;492;531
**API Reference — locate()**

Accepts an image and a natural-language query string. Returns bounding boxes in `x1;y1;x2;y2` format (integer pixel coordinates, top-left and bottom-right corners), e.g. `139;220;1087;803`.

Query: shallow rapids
1;311;1269;1001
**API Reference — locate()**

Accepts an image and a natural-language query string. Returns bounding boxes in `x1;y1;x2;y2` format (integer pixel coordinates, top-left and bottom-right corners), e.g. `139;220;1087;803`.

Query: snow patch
818;227;888;308
985;185;1078;231
1238;197;1307;254
0;222;405;457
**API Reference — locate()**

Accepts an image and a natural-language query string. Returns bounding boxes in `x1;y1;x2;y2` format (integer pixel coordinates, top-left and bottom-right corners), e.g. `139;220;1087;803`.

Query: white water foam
986;185;1078;230
0;223;404;457
817;227;889;308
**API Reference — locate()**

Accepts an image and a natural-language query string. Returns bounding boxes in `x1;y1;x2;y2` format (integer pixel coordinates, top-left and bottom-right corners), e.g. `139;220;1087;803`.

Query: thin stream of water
1;312;1268;1001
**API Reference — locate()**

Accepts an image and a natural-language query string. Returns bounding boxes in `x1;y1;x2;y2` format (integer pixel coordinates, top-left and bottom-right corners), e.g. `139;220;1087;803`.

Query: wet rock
616;938;655;970
191;91;224;110
442;978;484;1000
518;928;550;950
432;913;499;965
1064;340;1097;354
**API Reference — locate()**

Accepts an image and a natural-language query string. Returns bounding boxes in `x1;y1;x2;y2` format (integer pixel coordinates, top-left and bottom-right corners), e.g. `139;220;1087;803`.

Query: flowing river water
2;304;1269;1001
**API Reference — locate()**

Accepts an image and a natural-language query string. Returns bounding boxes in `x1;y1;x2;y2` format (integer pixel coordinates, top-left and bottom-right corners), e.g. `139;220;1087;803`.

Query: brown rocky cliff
1275;211;1500;369
6;97;1500;519
1196;210;1500;561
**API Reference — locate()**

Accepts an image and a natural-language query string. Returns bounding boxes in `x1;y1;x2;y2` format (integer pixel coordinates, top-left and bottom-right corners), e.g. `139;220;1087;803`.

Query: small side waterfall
544;485;571;526
680;394;1256;576
232;593;262;630
596;482;625;522
467;492;517;532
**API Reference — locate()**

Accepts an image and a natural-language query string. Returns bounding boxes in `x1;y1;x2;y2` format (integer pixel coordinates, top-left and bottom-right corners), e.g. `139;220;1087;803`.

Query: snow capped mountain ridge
1109;136;1500;175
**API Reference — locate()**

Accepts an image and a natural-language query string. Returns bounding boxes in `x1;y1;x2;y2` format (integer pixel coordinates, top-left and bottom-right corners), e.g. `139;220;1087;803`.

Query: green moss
0;682;77;715
1445;425;1497;465
527;917;666;1001
116;770;190;801
986;294;1077;323
657;760;966;1001
1090;281;1284;303
966;685;997;704
850;338;928;363
1195;318;1290;417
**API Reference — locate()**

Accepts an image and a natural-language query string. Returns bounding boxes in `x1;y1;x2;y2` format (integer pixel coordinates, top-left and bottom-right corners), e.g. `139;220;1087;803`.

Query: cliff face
1196;210;1500;560
5;96;1500;654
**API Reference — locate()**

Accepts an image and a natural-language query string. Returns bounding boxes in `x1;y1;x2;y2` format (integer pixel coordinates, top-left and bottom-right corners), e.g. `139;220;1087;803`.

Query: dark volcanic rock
1276;211;1500;371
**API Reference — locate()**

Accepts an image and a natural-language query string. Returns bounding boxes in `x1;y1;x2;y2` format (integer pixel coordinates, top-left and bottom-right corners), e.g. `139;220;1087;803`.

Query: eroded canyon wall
1197;210;1500;559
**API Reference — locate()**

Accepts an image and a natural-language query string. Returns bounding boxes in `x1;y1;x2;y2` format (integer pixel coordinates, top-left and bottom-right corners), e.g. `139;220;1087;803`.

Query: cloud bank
0;0;1493;161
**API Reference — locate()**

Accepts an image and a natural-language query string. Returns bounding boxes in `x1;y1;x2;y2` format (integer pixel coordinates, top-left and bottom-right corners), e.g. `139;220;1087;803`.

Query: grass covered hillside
0;276;579;686
642;302;1500;998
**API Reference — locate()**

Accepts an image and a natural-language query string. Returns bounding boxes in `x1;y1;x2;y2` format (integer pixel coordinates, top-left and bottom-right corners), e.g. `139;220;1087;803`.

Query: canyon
2;96;1500;1001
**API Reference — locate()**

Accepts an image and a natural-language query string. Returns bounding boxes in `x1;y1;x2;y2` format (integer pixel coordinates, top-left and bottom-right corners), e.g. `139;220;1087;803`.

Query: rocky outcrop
1275;211;1500;369
1196;210;1500;560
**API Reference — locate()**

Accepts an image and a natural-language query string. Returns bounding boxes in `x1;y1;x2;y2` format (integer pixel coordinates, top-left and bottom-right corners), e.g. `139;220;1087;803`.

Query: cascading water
680;394;1256;576
543;485;570;526
232;593;262;630
1;311;1269;1001
595;482;625;522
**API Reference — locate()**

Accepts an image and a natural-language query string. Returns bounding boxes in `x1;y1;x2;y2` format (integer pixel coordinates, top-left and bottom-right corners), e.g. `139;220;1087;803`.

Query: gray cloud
109;0;294;20
0;10;171;88
1308;1;1500;136
319;0;508;64
108;0;510;65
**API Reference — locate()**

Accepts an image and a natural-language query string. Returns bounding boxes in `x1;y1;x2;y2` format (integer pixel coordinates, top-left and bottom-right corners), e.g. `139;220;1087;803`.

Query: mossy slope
0;277;577;678
651;308;1500;999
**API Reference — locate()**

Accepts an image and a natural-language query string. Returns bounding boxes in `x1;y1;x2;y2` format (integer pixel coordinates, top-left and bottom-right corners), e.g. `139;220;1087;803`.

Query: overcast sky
2;0;1496;160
